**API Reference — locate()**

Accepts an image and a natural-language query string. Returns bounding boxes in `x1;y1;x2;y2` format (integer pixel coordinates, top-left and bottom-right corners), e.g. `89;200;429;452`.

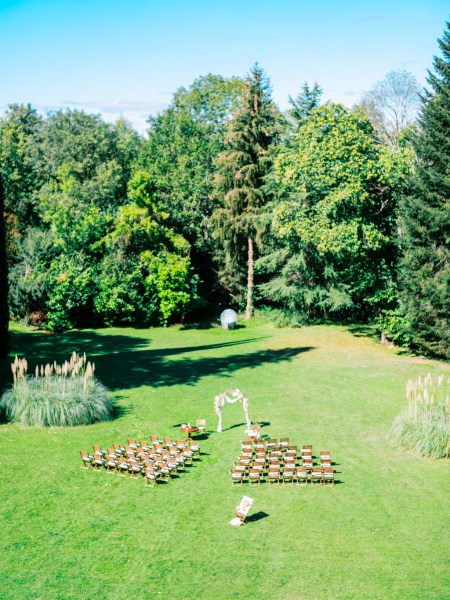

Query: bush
391;373;449;458
0;354;112;427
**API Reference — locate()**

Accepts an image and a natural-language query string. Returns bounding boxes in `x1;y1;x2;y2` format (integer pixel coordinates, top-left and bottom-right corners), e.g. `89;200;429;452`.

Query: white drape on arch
214;389;251;432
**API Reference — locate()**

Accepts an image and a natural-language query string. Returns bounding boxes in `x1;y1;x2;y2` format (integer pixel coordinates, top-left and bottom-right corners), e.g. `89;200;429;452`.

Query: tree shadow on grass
1;329;315;394
347;324;377;339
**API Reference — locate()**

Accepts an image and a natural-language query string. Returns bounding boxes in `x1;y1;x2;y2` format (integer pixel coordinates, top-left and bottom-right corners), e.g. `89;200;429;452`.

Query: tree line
0;22;448;360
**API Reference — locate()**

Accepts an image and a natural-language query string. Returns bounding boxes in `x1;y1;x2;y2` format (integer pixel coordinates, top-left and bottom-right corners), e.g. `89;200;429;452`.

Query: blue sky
0;0;448;132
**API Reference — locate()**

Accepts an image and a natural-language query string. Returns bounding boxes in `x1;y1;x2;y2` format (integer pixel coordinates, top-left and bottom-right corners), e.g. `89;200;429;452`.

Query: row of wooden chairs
231;466;335;486
80;436;201;487
239;441;332;467
231;440;335;486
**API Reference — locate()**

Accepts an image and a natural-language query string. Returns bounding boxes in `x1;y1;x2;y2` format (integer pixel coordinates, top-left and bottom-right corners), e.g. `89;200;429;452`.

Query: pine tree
0;170;9;360
399;22;450;358
288;82;322;126
213;64;278;318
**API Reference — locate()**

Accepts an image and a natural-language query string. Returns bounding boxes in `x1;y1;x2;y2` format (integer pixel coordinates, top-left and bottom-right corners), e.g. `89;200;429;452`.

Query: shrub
0;353;112;427
391;373;449;458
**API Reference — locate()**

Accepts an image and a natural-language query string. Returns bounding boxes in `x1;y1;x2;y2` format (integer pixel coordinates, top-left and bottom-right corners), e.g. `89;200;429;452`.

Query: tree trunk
0;171;9;360
245;235;254;320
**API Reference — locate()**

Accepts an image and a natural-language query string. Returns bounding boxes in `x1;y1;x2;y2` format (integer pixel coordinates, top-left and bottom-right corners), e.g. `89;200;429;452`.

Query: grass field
0;321;448;600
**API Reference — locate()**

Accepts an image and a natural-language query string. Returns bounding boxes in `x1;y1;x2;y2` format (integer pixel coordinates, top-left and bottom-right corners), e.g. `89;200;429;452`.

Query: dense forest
0;24;449;359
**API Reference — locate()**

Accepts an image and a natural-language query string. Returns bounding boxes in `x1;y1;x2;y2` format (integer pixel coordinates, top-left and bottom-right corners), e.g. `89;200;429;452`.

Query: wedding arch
214;389;251;432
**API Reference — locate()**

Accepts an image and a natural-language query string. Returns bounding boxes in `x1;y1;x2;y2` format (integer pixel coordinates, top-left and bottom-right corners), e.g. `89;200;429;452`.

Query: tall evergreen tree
288;82;323;126
399;22;450;358
213;64;278;318
0;171;8;359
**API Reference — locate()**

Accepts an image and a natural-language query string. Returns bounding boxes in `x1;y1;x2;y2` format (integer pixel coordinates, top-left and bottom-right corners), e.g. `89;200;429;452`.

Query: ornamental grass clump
391;373;449;458
0;352;112;427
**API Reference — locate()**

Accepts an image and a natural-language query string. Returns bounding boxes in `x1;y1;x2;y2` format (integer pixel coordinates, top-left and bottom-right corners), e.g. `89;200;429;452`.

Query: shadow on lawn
1;329;315;393
246;511;269;523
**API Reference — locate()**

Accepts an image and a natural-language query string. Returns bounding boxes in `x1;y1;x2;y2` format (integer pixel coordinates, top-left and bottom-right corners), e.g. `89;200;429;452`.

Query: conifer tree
213;64;278;318
399;22;450;358
288;82;322;126
0;171;9;359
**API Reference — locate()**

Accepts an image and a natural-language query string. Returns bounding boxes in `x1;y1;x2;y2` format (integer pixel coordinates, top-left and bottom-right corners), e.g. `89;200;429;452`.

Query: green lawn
0;321;448;600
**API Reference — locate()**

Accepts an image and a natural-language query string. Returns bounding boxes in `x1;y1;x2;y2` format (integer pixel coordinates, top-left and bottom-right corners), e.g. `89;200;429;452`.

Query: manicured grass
0;321;448;600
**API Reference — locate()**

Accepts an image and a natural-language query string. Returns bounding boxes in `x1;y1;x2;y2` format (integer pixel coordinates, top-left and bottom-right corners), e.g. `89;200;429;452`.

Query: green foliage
0;103;43;233
94;202;199;326
0;172;8;359
391;373;449;458
399;23;450;359
260;104;412;322
36;110;140;213
8;228;54;318
142;251;199;324
46;253;98;332
136;74;244;249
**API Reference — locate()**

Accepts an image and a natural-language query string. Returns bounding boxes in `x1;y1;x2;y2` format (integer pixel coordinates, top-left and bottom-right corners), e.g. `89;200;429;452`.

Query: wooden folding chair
320;450;332;468
280;437;290;448
254;455;266;470
302;457;314;471
196;419;206;433
139;440;151;450
144;468;158;487
92;445;106;457
231;469;244;486
105;452;119;474
252;462;264;474
268;466;280;485
80;451;93;470
127;439;139;449
182;447;193;465
246;423;261;441
267;438;277;450
282;468;295;485
112;442;125;455
249;468;262;486
188;439;200;457
129;459;142;478
311;467;323;486
295;467;309;485
239;454;252;466
92;450;106;471
241;440;253;452
234;461;247;474
117;457;130;477
153;442;164;455
156;461;171;480
323;467;335;486
235;496;254;523
284;456;296;469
